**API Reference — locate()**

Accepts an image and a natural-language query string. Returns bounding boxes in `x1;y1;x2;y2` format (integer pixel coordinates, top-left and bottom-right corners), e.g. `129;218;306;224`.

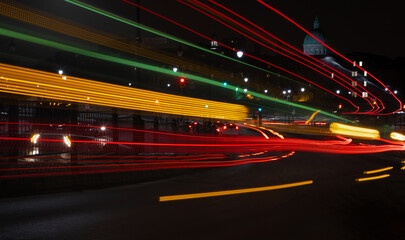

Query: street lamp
282;90;287;95
244;77;248;82
58;70;63;75
264;89;268;93
236;51;244;58
300;88;305;92
287;89;291;93
172;67;178;72
336;90;340;94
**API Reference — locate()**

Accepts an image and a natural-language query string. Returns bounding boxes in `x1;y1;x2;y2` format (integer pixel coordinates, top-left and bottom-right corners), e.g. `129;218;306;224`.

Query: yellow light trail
329;122;380;139
0;1;253;90
0;63;248;120
363;166;393;175
390;132;405;141
305;110;320;124
355;174;390;182
159;180;313;202
401;166;405;170
30;134;40;144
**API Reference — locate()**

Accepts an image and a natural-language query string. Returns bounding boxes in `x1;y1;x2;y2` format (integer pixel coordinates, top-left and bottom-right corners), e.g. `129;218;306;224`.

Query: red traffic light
180;78;185;83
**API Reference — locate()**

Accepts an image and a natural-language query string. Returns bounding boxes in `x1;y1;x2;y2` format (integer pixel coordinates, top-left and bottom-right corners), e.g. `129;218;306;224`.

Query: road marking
355;174;390;182
159;180;313;202
363;166;393;175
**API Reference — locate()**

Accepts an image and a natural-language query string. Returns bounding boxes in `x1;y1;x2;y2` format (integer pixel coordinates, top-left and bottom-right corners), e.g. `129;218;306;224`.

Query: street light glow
244;77;248;82
244;88;247;92
301;88;305;92
58;70;63;75
172;67;178;72
236;51;243;58
336;90;340;94
287;89;291;93
282;90;286;95
264;89;268;93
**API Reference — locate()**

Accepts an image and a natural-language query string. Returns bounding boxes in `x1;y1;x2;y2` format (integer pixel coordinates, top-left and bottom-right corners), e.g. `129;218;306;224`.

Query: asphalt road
1;151;405;240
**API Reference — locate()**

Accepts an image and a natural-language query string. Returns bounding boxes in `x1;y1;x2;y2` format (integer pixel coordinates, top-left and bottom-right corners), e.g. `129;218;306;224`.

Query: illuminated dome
303;16;329;56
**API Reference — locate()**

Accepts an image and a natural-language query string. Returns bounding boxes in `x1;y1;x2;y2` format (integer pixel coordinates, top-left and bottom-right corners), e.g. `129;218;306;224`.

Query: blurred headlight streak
63;136;72;148
390;132;405;141
30;134;40;144
329;122;380;139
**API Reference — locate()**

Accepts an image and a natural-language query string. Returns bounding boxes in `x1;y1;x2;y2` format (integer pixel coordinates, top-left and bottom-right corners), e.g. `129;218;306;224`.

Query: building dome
303;16;329;56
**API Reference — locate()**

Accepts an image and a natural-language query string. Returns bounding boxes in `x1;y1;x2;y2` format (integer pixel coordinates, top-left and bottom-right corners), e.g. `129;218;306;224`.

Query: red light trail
204;0;385;114
123;0;361;113
176;0;363;112
182;0;381;113
256;0;402;115
1;122;404;180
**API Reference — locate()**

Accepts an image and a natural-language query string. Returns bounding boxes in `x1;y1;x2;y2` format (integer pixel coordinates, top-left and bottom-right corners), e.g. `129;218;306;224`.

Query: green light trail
0;27;349;121
64;0;310;88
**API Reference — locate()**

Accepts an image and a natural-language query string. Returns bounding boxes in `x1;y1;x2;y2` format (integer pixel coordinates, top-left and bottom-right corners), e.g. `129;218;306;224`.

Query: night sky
13;0;405;59
88;0;404;59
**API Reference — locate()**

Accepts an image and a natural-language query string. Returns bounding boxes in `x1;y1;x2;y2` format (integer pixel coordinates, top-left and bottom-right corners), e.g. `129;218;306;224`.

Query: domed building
303;16;329;56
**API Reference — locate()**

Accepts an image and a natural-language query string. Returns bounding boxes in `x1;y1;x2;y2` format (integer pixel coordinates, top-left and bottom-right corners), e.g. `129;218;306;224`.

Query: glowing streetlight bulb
58;70;63;75
236;51;244;58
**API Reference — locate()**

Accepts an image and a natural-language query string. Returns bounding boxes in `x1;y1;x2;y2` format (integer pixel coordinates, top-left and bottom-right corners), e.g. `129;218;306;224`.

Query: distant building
303;16;329;56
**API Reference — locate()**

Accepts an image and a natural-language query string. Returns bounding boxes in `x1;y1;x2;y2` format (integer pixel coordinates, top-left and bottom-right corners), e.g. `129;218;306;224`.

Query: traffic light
179;77;186;88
